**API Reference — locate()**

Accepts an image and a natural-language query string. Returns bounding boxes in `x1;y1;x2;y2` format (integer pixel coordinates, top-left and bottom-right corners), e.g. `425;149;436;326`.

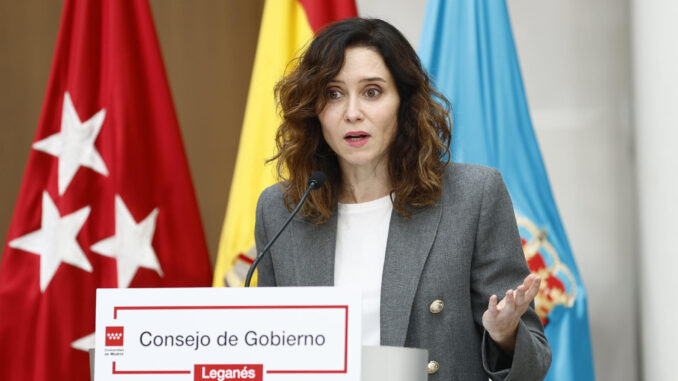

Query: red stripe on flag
298;0;358;34
236;253;254;265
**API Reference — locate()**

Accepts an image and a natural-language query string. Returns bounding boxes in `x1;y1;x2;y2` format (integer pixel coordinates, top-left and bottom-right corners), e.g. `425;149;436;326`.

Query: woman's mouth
344;131;370;147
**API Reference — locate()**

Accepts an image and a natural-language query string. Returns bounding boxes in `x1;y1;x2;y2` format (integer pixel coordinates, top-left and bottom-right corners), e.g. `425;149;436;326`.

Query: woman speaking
254;17;551;380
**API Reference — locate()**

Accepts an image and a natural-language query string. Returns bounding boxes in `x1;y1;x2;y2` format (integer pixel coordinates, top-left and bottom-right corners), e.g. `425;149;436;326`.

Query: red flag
0;0;212;379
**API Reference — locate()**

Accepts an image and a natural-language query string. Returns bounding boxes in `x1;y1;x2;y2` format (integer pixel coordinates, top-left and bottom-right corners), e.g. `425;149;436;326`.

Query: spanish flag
213;0;357;287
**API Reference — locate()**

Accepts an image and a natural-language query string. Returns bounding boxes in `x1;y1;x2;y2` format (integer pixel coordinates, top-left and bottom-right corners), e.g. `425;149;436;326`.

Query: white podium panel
94;287;361;381
361;346;428;381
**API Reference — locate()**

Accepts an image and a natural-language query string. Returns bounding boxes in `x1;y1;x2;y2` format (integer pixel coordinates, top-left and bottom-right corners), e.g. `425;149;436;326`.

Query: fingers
504;289;516;312
516;284;527;303
523;273;537;289
526;275;541;299
514;275;541;313
491;275;542;317
487;294;499;316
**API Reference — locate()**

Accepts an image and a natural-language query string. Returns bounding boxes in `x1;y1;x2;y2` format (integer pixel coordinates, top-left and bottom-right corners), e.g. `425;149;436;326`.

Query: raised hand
481;273;541;355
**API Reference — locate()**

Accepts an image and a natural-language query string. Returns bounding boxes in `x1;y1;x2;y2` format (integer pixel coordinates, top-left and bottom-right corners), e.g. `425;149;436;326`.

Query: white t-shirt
334;195;393;346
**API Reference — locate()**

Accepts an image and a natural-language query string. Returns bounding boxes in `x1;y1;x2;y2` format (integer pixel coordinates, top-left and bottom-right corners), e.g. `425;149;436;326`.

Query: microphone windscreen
308;171;326;189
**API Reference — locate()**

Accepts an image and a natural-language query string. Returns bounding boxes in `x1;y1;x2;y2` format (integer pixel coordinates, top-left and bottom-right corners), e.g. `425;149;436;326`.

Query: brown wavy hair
271;17;451;223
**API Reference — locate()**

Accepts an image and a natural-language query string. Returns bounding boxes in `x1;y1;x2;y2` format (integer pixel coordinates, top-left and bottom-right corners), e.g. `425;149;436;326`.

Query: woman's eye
327;89;342;100
365;88;382;98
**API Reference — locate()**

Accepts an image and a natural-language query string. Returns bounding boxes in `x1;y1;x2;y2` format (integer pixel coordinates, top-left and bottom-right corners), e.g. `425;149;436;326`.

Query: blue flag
418;1;595;380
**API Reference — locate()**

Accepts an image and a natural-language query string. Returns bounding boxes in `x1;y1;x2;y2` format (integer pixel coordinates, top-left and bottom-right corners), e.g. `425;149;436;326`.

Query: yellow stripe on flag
213;0;314;287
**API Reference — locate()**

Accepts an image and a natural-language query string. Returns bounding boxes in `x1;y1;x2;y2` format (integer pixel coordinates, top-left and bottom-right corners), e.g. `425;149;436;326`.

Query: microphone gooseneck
244;172;326;287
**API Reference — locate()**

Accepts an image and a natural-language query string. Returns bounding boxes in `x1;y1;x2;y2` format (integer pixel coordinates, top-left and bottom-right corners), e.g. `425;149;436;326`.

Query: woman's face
318;46;400;173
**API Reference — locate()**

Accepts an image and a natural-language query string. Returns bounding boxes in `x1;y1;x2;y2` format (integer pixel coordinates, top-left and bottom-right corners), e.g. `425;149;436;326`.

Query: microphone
244;171;326;287
307;171;326;190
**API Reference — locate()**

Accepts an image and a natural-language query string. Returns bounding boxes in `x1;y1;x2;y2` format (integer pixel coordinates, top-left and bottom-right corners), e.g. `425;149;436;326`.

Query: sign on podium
94;287;362;380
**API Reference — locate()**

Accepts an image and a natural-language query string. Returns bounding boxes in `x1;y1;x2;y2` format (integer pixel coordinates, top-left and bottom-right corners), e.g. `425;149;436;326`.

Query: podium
361;346;428;381
93;287;428;380
91;346;428;381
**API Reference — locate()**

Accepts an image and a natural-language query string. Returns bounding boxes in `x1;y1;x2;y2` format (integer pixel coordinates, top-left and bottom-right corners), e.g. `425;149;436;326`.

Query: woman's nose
344;97;364;122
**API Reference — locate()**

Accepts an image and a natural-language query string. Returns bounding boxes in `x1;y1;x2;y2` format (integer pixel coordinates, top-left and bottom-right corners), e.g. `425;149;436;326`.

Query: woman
255;18;551;380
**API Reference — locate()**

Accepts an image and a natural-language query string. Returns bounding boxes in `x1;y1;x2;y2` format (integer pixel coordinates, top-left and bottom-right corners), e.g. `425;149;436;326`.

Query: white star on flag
32;91;108;195
9;191;92;292
91;195;162;288
71;333;95;352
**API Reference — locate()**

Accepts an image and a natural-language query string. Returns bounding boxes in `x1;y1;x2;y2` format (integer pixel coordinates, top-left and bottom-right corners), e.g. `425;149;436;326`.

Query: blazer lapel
380;202;443;346
291;214;337;286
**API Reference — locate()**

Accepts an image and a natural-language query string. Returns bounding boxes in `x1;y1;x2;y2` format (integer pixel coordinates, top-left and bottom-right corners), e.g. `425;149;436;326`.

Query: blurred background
2;0;676;380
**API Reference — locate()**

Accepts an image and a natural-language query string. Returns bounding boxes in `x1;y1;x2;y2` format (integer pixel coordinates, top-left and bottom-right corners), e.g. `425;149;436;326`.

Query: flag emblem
517;215;576;326
224;247;256;287
105;326;124;347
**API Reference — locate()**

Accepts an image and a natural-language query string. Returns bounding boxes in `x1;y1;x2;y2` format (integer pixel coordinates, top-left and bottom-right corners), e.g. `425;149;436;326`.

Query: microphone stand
244;176;323;287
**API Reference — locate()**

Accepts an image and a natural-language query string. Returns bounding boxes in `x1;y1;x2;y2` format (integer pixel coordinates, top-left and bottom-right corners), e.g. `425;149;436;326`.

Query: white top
334;195;393;346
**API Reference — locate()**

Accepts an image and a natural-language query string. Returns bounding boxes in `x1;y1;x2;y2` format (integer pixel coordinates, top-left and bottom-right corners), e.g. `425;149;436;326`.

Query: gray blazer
255;163;551;380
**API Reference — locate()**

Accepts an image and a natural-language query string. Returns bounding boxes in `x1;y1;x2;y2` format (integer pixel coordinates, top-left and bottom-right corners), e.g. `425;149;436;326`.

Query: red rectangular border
112;305;349;374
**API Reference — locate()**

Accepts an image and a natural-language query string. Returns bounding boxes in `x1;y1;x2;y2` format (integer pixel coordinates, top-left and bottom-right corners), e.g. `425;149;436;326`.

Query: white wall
357;1;639;380
631;1;678;380
355;0;427;49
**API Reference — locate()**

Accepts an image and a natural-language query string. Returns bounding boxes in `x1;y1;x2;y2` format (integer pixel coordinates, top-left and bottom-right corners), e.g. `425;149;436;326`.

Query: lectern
92;287;428;380
361;346;428;381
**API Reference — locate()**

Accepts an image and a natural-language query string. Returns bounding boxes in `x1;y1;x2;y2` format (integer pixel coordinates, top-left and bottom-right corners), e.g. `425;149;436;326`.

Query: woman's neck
338;161;392;204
